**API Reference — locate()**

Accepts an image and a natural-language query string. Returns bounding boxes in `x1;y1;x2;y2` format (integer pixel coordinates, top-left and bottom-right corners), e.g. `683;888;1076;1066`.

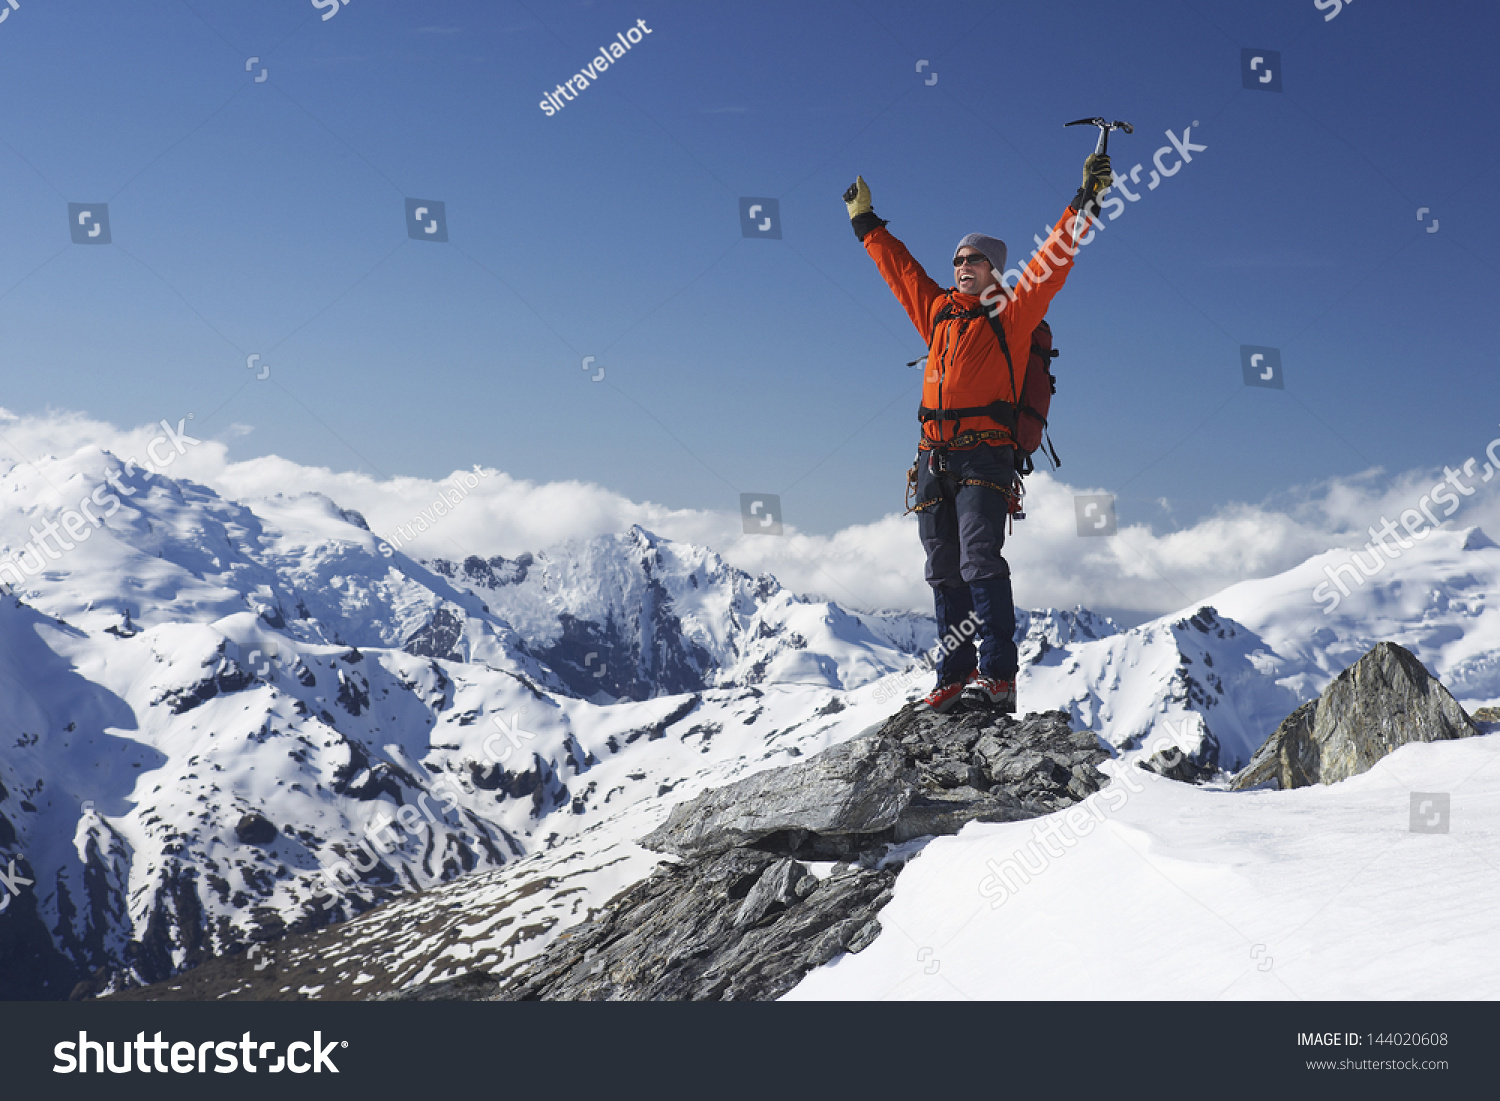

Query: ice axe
1065;117;1134;156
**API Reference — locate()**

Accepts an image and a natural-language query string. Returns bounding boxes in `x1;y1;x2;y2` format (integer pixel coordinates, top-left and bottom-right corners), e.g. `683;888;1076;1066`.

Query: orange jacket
863;205;1086;445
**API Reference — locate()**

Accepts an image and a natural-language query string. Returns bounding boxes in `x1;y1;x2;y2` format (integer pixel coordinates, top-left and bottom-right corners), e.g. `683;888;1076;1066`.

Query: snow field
787;734;1500;1000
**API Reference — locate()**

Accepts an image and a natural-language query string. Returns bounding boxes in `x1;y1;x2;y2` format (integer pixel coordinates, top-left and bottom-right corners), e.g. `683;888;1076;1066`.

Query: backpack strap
918;402;1018;428
982;304;1019;418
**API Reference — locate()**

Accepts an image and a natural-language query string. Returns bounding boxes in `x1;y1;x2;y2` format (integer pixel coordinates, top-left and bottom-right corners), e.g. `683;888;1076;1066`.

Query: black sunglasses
953;253;991;268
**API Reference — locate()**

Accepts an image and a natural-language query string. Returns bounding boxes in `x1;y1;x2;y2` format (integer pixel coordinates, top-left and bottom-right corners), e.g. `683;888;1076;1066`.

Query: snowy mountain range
0;444;1496;1000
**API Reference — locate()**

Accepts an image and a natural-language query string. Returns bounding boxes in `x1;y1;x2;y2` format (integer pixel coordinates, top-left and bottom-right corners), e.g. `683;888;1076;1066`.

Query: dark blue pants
914;442;1018;685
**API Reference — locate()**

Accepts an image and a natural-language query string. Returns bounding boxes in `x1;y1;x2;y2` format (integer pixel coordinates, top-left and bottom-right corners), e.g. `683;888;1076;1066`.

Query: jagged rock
919;758;981;789
1232;642;1482;791
642;706;1108;862
485;849;896;1001
104;610;138;638
233;814;278;846
958;712;1106;805
154;654;257;714
330;737;415;802
892;785;1038;841
430;553;532;589
732;857;813;927
1138;727;1221;784
403;607;466;662
1233;701;1315;791
639;735;912;859
1474;706;1500;724
335;668;370;716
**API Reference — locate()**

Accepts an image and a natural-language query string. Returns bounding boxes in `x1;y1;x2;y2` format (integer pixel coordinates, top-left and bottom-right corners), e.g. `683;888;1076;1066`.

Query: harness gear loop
916;428;1011;453
902;446;1026;518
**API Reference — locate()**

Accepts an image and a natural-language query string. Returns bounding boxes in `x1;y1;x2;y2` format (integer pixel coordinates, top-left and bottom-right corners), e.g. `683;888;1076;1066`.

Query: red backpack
1013;318;1061;474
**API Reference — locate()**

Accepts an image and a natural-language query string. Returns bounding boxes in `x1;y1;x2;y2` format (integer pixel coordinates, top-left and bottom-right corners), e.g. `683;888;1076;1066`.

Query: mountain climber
844;152;1112;714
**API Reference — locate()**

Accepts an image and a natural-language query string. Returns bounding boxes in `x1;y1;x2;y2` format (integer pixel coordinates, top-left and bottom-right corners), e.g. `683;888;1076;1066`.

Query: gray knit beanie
954;232;1007;274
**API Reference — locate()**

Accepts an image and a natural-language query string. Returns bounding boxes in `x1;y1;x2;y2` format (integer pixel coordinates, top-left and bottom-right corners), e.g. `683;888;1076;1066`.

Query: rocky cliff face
437;850;898;1002
640;706;1107;861
1232;641;1482;790
390;703;1110;1001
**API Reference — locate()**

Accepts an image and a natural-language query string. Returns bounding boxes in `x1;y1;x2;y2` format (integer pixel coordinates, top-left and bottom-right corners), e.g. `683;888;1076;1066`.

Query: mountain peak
1462;527;1497;551
625;523;664;547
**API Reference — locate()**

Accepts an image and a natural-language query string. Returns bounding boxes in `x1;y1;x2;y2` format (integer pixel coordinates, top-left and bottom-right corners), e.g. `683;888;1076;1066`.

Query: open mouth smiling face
954;250;990;294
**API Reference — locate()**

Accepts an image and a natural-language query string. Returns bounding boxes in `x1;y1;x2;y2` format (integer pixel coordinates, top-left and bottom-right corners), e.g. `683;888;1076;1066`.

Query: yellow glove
843;175;873;219
1082;153;1113;194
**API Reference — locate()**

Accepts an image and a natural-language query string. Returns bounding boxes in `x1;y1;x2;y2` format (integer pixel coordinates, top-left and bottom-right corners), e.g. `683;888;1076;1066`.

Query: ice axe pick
1064;117;1134;156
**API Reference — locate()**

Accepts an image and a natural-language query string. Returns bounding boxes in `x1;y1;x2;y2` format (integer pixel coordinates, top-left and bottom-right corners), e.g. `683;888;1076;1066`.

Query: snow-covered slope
781;528;1500;1002
0;448;933;997
1211;528;1500;702
786;730;1500;1000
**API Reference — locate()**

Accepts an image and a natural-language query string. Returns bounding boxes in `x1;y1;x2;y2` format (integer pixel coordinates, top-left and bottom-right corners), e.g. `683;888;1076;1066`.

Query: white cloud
1;409;1497;625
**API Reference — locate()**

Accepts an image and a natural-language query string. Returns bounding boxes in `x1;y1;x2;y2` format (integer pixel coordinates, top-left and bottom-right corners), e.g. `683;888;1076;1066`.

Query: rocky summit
1232;641;1483;790
393;703;1109;1001
639;705;1109;862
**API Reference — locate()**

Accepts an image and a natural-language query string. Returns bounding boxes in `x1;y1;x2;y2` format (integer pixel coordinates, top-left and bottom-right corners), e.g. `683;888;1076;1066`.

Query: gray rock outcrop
640;707;1108;861
1139;731;1220;784
233;813;279;846
1232;642;1482;790
638;735;911;860
400;705;1109;1001
486;849;895;1001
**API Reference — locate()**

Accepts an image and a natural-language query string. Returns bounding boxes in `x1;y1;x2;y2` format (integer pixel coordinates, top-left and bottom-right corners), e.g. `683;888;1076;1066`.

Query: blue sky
1;0;1497;541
